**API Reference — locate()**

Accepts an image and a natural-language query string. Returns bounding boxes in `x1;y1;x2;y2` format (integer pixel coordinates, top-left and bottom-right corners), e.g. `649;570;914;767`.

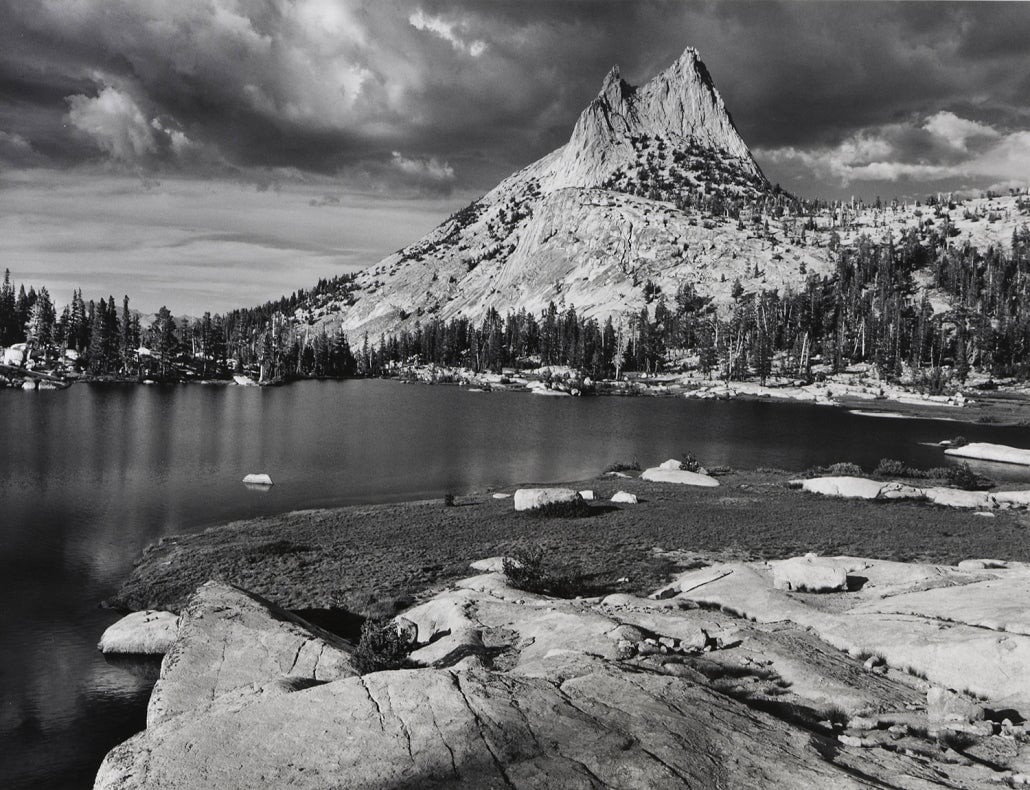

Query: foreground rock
146;581;356;727
99;610;178;655
512;488;578;511
97;560;1030;788
658;555;1030;711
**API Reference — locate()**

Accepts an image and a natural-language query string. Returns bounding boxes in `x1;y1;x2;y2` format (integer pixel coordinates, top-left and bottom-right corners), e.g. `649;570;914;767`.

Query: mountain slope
301;48;1023;341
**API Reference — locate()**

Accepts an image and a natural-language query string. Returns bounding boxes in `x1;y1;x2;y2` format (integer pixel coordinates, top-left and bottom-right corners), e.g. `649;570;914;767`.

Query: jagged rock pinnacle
548;46;763;191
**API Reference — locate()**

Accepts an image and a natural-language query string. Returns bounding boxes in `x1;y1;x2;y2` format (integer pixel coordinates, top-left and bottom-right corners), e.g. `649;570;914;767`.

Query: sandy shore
110;469;1030;618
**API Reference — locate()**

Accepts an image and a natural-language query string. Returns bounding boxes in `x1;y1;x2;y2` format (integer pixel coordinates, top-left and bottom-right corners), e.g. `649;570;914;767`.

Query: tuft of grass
353;616;416;675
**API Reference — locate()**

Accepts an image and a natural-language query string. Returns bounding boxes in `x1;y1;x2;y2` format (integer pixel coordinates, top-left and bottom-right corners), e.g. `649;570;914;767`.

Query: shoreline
109;466;1030;619
7;361;1030;426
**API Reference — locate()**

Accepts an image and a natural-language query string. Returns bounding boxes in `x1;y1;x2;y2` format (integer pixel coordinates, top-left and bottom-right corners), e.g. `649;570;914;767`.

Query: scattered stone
610;491;638;504
99;611;178;655
771;555;849;593
957;559;1007;570
927;687;985;724
242;473;273;486
863;655;884;670
578;489;595;500
658;459;682;470
469;556;508;573
513;488;579;511
491;492;511;499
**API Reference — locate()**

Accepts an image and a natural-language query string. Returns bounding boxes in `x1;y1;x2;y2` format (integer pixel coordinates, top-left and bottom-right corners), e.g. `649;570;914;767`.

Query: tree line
2;220;1030;386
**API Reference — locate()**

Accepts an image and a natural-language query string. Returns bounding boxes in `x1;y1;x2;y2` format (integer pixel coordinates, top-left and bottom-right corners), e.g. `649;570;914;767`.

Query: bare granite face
95;557;1030;788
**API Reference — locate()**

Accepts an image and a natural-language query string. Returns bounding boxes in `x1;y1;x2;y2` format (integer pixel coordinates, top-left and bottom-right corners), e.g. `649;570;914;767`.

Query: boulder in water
242;473;274;486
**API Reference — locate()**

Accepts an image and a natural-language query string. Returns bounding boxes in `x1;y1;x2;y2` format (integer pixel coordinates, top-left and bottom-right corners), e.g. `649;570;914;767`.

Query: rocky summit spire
547;46;764;192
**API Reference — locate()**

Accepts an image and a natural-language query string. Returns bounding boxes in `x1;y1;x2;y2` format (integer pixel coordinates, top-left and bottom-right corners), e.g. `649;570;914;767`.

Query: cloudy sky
1;0;1028;314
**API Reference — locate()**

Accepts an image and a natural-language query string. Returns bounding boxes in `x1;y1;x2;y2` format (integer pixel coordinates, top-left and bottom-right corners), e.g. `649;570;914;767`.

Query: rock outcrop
96;558;1030;788
146;581;356;727
659;555;1030;711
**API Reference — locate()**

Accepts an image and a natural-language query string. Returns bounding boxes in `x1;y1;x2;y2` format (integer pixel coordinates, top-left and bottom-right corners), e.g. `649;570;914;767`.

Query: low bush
798;461;864;479
443;493;456;507
873;458;992;490
680;451;705;473
949;436;968;448
502;545;589;598
525;498;593;518
946;463;994;491
603;460;640;473
353;616;416;675
827;462;863;476
875;458;910;477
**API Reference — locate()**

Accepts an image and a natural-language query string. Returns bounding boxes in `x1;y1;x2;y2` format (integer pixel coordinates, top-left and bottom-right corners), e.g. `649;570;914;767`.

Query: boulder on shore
99;610;178;655
794;476;884;500
640;467;719;487
610;490;638;504
242;473;274;486
513;488;578;511
945;441;1030;467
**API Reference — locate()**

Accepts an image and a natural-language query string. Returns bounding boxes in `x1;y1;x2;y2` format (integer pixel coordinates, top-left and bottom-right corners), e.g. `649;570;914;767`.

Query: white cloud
67;85;158;163
67;84;196;165
389;151;455;183
923;111;999;151
409;9;487;57
758;112;1030;188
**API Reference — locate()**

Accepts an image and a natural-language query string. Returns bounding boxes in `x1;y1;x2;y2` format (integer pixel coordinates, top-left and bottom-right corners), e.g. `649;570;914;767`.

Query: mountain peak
547;46;764;193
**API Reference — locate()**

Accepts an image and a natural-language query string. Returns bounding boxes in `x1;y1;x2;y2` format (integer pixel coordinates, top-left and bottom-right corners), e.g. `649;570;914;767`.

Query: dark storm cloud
0;1;1027;195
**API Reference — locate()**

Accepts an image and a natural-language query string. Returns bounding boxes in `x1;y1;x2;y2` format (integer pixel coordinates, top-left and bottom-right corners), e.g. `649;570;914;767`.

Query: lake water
3;379;1030;788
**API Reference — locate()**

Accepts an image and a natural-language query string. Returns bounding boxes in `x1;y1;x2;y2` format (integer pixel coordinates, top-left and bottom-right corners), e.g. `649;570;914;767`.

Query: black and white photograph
3;1;1030;787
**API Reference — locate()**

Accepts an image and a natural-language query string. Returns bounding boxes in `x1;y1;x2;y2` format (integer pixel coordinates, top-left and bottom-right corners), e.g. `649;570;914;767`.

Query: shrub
680;451;705;473
949;436;968;448
799;461;864;479
603;460;640;473
524;498;593;518
353;617;416;675
443;493;456;507
946;463;994;491
503;545;589;598
874;458;909;477
828;462;863;476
